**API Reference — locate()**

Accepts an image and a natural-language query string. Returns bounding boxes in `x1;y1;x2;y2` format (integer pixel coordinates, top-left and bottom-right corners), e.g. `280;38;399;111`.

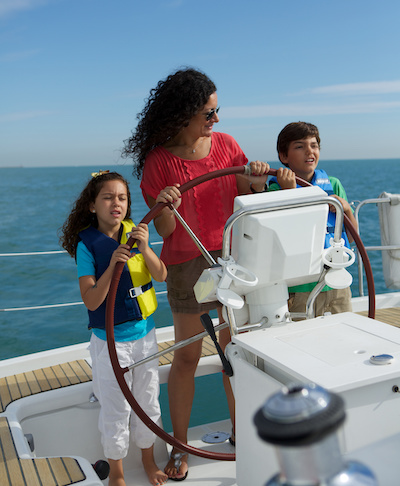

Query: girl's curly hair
122;68;217;178
59;172;132;258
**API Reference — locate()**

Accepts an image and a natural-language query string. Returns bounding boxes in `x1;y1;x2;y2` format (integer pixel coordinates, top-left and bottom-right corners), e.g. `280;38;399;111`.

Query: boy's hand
129;223;150;252
329;195;351;216
276;168;296;189
329;195;358;242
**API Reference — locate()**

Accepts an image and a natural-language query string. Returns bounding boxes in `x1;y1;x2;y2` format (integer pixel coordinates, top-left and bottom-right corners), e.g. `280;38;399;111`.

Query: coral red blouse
141;132;248;265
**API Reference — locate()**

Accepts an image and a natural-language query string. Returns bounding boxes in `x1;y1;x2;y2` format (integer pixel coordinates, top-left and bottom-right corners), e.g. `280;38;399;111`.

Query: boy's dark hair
277;122;321;166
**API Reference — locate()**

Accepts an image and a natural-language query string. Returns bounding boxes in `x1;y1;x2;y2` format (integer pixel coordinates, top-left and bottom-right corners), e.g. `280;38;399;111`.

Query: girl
60;171;168;486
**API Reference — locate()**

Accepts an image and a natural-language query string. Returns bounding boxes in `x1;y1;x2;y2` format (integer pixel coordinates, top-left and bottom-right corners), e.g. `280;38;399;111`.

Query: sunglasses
204;107;220;121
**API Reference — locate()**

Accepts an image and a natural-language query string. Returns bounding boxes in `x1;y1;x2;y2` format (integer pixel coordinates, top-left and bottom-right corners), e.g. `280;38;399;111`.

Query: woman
123;68;268;481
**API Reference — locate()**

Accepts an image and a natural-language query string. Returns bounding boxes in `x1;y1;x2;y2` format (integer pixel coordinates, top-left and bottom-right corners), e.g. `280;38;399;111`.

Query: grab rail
0;243;166;312
354;197;400;296
0;241;163;257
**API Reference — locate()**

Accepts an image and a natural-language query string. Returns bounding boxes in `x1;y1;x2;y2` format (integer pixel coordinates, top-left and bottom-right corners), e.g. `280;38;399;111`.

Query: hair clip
91;170;110;178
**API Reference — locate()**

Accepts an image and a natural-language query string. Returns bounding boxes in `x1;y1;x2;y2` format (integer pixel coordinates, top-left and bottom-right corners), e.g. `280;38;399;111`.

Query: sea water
1;159;399;428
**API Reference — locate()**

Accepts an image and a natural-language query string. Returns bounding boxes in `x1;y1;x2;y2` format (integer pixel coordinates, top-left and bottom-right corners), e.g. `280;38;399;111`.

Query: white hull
0;328;236;485
2;188;400;485
2;296;400;486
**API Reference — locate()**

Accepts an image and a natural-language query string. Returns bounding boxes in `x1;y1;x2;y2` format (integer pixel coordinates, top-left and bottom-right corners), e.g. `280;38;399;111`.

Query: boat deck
356;307;400;327
0;335;220;485
0;416;85;486
2;312;398;411
0;334;219;413
0;359;92;414
1;312;400;485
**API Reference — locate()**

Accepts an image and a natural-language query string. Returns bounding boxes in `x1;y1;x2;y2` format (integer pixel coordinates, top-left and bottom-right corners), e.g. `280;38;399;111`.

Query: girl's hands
129;223;150;253
129;223;167;282
79;243;133;312
111;223;151;263
109;244;133;267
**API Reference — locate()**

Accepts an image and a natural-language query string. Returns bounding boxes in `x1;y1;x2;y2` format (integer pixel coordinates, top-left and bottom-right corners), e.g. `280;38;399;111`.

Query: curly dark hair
277;122;321;166
59;172;132;258
122;67;217;178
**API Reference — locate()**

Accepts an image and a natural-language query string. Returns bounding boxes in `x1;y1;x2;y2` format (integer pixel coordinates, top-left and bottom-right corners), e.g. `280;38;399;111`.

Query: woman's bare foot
164;450;188;481
142;446;168;485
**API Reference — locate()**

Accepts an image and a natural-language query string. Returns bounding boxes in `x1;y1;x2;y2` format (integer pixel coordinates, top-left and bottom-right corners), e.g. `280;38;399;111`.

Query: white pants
90;329;161;460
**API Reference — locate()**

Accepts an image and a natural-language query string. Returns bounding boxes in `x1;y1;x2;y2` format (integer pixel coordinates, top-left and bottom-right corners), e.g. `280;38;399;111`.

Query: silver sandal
169;452;188;482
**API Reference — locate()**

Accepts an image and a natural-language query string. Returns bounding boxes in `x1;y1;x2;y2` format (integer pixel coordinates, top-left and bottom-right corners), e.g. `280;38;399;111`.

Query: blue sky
1;0;399;168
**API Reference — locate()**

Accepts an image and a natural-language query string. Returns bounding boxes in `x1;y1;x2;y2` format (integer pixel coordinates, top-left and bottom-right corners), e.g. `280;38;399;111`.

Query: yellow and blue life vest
78;219;158;329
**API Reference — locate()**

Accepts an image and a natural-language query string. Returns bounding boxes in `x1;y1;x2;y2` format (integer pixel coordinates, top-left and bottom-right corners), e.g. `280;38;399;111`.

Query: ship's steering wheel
105;165;375;462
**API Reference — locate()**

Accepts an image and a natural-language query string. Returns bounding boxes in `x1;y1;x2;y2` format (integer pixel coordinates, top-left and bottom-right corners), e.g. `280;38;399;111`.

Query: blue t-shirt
76;241;155;342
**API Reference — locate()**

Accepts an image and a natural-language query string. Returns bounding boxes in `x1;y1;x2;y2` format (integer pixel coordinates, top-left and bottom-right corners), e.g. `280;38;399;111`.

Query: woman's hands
144;184;182;240
249;160;270;192
237;160;270;194
156;183;182;210
249;160;270;177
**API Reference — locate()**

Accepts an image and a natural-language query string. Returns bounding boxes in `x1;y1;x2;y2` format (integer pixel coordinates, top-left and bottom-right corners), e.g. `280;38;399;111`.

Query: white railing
0;243;166;313
354;197;400;296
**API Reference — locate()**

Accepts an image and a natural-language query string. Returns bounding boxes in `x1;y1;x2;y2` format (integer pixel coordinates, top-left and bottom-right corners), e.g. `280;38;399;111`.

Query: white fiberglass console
193;187;400;486
194;185;352;328
231;186;328;289
229;312;400;486
193;186;400;486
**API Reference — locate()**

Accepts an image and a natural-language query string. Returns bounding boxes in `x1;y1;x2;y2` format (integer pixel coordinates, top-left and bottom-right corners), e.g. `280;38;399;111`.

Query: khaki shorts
288;287;352;318
166;250;223;314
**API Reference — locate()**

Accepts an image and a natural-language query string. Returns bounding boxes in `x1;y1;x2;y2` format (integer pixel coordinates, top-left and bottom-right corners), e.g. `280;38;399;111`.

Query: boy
268;121;357;317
